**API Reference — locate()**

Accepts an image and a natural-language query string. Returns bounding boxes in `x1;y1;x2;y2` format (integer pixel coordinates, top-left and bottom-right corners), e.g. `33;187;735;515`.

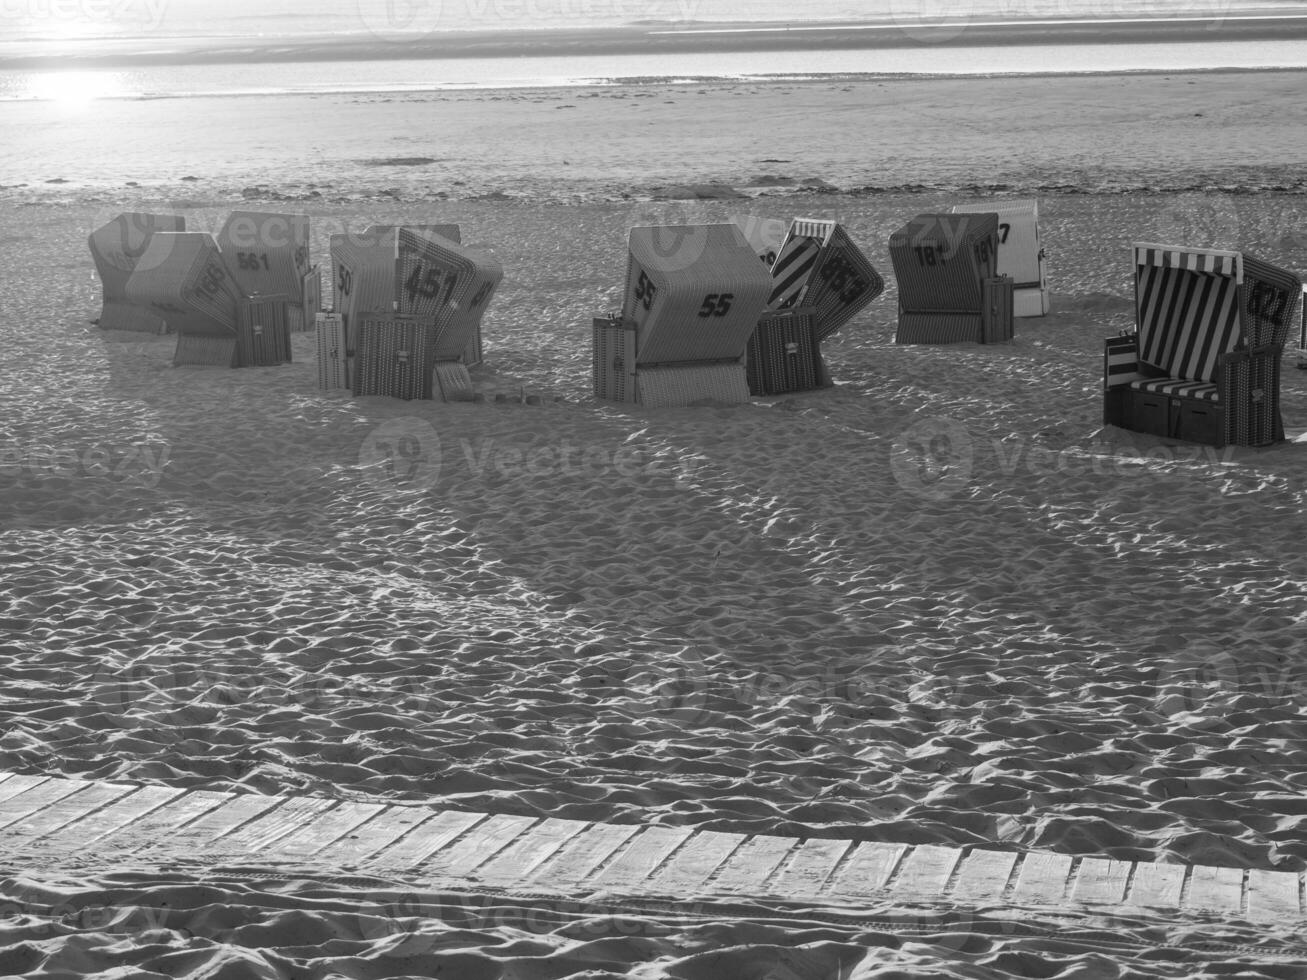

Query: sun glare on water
26;70;130;108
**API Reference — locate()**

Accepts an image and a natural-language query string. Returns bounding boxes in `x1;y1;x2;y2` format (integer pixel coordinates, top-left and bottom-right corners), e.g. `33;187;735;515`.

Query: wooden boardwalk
0;772;1301;924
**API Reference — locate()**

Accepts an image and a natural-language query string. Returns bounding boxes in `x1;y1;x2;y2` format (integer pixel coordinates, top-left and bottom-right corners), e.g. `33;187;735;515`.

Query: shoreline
4;63;1307;104
3;70;1307;200
3;14;1307;69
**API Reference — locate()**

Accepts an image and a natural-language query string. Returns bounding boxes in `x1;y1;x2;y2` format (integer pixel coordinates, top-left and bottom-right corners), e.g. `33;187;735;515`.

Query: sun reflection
26;71;129;108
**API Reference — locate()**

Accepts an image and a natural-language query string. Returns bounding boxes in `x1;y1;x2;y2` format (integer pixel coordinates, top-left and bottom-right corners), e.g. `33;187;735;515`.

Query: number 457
697;293;733;317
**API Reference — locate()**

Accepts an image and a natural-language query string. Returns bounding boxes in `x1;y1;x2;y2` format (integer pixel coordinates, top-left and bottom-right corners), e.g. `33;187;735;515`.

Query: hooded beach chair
889;212;1014;345
951;198;1049;316
593;223;772;407
124;232;291;368
89;212;186;333
1103;244;1303;447
216;211;319;333
330;225;501;400
747;217;884;395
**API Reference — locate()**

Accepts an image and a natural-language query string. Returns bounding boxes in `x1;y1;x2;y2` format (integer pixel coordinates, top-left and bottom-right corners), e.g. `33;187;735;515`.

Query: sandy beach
2;67;1307;977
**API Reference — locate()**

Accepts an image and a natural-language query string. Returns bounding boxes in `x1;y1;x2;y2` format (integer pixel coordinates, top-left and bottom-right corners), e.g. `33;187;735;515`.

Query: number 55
697;293;733;317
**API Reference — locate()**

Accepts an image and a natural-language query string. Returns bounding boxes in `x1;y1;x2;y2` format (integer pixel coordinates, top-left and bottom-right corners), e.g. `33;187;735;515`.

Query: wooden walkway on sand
0;772;1301;925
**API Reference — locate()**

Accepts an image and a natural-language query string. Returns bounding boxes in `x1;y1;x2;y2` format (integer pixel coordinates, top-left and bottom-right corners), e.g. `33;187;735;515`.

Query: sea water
1;0;1307;99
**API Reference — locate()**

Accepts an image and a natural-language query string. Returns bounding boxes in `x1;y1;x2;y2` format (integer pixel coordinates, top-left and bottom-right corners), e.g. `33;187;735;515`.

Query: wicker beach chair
123;232;291;368
593;223;772;407
89;212;186;333
1103;243;1303;447
216;211;319;332
889;212;1014;345
745;218;884;395
951;198;1049;317
330;226;500;400
360;224;477;363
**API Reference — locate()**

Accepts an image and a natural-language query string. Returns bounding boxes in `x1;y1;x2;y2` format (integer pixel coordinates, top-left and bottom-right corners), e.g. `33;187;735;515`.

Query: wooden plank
950;849;1019;904
710;834;798;895
0;774;49;806
588;826;696;893
0;772;15;786
421;814;538;879
826;842;907;899
274;800;388;862
314;804;435;867
0;778;87;832
473;818;591;886
1126;861;1185;910
1072;857;1132;906
2;780;134;846
890;844;962;899
1247;869;1302;920
529;821;641;890
136;792;281;857
92;789;235;854
643;830;743;895
1184;864;1244;915
1010;851;1074;905
769;838;852;896
57;789;185;846
365;809;486;873
204;797;339;857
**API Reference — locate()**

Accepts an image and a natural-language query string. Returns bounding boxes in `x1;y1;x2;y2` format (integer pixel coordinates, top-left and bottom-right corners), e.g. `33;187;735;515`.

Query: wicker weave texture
97;301;168;335
236;295;292;367
895;313;983;345
352;314;434;400
889;212;999;317
89;212;186;332
624;224;773;366
593;317;638;403
396;228;502;361
768;219;883;341
747;308;818;395
125;232;241;339
981;276;1015;344
637;363;750;408
173;334;238;368
315;313;349;390
951;199;1047;303
330;228;400;355
217;211;312;306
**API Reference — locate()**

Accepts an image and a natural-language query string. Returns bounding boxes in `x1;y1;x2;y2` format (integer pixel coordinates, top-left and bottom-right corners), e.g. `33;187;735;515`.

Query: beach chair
357;224;481;364
124;232;292;368
730;214;787;267
593;223;772;407
330;225;501;400
889;212;1014;345
1103;243;1303;447
216;211;320;332
89;212;186;333
951;198;1049;316
746;217;884;394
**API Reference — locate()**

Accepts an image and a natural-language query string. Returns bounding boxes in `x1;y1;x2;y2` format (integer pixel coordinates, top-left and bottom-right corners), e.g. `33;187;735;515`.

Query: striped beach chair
1103;243;1303;447
735;217;883;395
889;212;1014;345
123;232;292;368
593;224;772;407
951;198;1049;317
89;212;186;333
216;211;320;332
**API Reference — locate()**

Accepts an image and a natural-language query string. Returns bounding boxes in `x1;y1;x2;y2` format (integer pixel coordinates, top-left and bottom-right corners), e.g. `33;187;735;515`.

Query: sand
1;68;1307;977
